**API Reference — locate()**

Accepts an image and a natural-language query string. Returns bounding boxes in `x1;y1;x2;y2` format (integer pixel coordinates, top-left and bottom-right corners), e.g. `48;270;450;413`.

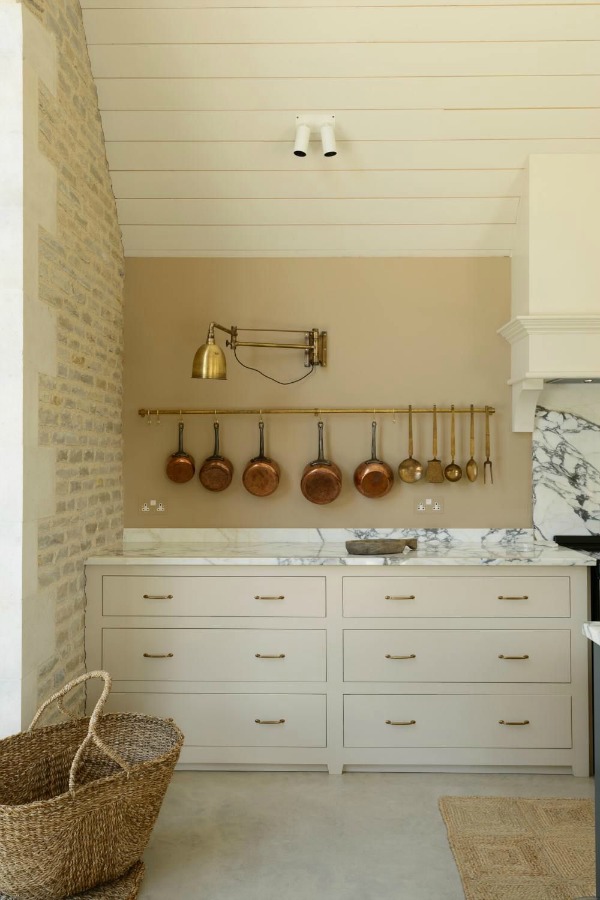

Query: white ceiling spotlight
294;114;337;158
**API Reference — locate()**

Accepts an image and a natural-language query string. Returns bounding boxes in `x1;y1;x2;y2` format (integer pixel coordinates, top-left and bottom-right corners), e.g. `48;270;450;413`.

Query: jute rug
439;796;595;900
0;861;145;900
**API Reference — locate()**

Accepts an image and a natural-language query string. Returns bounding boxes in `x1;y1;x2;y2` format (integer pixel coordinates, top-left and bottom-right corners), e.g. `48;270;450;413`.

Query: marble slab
583;622;600;646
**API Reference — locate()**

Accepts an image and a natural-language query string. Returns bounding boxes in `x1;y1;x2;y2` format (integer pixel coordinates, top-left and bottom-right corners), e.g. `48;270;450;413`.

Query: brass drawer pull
384;595;416;600
143;652;174;659
254;595;285;600
385;654;416;660
385;719;416;726
498;654;529;660
497;595;528;600
255;653;286;659
499;719;530;726
143;594;173;600
255;718;285;725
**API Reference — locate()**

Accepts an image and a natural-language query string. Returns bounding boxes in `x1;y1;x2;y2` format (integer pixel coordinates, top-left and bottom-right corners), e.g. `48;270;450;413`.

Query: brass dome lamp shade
192;322;327;381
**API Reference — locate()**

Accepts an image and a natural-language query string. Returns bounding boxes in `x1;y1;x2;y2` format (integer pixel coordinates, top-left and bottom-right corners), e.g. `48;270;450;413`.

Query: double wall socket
140;499;167;514
414;497;444;514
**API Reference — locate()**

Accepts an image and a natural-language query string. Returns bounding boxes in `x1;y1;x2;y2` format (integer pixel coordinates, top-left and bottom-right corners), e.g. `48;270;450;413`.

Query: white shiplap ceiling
81;0;600;257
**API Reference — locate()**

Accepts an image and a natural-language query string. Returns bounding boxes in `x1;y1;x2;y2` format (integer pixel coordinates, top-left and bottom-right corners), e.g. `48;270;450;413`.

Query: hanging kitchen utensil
425;405;444;483
165;421;195;484
484;405;494;484
198;421;234;492
242;420;280;497
300;420;342;505
466;404;478;482
353;421;394;498
444;406;462;482
398;405;424;484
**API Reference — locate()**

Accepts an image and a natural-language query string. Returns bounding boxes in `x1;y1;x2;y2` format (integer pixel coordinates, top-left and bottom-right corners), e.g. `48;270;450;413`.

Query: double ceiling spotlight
294;114;337;158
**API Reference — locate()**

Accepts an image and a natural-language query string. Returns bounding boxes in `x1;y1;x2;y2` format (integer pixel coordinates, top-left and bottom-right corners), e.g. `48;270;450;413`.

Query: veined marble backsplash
534;384;600;540
124;527;535;546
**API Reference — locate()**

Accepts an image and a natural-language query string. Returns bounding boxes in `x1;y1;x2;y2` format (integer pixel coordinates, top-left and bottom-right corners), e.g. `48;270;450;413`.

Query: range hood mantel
499;155;600;432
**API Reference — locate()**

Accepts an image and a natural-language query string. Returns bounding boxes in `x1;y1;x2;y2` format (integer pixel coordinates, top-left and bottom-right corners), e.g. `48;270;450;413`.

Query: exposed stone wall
22;0;124;708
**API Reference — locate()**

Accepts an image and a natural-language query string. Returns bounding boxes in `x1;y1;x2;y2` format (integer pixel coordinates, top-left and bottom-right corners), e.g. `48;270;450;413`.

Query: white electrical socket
415;498;444;514
140;499;167;514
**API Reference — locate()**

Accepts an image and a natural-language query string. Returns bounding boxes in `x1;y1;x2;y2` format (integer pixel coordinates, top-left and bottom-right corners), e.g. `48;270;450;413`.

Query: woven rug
439;796;595;900
0;861;145;900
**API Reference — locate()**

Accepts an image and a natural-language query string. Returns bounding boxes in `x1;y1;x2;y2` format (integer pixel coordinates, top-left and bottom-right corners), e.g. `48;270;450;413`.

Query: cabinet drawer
342;576;570;618
103;628;326;682
343;629;570;683
343;694;571;748
102;576;326;617
104;692;327;747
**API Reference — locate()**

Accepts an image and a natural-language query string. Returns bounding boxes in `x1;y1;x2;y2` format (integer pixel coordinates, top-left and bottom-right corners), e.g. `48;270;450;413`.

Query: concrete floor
139;771;595;900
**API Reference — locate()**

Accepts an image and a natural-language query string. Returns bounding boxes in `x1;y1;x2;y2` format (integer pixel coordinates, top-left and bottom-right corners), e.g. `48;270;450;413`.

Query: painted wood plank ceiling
81;0;600;257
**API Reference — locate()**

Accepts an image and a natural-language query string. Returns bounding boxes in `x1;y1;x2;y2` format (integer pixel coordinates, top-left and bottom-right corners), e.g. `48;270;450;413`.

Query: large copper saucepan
243;421;280;497
198;421;234;492
166;421;195;483
353;421;394;498
300;420;342;505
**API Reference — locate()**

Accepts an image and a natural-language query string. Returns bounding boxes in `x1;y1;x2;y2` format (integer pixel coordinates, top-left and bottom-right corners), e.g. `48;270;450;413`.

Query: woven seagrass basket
0;671;183;900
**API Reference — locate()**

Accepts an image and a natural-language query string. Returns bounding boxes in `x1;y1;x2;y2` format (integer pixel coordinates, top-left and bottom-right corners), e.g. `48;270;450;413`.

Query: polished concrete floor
139;771;595;899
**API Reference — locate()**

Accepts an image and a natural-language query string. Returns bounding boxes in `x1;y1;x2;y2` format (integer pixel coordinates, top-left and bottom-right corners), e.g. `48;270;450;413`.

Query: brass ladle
444;405;462;482
466;404;478;482
398;405;424;483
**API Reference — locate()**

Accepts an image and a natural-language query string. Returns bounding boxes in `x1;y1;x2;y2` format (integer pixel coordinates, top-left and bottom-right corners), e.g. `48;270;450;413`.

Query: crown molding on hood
499;315;600;432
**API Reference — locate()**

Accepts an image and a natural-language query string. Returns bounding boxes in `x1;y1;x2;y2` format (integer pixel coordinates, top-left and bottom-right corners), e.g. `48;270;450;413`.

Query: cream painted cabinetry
85;564;590;775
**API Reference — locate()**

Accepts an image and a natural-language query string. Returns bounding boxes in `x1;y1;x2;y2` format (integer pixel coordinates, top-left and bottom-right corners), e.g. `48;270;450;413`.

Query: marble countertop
85;540;595;567
583;623;600;645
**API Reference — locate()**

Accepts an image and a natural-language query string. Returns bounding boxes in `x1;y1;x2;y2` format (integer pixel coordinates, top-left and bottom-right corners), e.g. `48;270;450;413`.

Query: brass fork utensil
484;405;493;484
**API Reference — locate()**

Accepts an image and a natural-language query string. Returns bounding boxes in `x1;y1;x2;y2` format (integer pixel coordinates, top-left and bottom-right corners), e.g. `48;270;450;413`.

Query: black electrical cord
233;346;315;385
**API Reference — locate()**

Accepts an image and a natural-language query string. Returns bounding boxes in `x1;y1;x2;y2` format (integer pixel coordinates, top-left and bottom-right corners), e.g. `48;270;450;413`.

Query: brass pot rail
138;406;495;418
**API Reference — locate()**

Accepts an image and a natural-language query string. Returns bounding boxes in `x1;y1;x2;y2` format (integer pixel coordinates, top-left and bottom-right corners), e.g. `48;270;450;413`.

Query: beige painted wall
124;257;531;529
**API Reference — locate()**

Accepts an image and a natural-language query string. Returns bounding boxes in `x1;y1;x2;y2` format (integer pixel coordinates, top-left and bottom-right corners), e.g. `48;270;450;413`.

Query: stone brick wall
22;0;124;709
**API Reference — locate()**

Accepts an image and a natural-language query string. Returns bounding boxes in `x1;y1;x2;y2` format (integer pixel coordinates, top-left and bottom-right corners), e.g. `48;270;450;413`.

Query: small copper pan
301;420;342;505
354;421;394;498
199;421;234;492
166;421;195;484
243;421;280;497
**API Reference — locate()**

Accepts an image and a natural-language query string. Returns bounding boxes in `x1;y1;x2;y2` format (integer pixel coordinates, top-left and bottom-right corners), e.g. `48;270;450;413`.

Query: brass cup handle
143;652;174;658
255;653;286;659
385;595;416;600
385;719;416;726
385;654;416;660
254;595;285;600
499;719;530;726
255;718;285;725
143;594;173;600
497;595;528;600
498;654;529;660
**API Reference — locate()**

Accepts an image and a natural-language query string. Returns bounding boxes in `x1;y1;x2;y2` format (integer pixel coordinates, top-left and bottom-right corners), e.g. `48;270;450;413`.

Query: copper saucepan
198;421;234;492
300;420;342;505
243;421;280;497
353;421;394;498
166;421;195;484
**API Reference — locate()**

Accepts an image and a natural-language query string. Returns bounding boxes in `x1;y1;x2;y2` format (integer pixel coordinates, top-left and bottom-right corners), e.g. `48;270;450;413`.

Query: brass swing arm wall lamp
191;322;328;380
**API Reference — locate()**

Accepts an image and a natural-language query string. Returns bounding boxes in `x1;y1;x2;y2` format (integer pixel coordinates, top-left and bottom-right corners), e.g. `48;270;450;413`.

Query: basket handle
29;670;132;795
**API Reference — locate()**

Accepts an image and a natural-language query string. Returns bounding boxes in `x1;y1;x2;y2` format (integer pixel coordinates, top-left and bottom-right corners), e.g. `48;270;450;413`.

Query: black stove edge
554;535;600;550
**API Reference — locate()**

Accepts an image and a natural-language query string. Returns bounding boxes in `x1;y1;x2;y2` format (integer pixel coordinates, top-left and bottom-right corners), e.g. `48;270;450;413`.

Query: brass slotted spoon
398;405;424;483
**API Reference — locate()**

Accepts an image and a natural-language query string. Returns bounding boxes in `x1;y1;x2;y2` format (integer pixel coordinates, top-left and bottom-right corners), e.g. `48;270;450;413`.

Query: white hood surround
499;155;600;432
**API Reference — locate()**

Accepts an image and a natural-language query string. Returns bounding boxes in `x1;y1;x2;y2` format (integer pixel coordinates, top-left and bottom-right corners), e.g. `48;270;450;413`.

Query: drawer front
104;692;327;747
343;629;571;683
103;628;326;682
343;694;571;748
103;576;326;617
342;576;570;618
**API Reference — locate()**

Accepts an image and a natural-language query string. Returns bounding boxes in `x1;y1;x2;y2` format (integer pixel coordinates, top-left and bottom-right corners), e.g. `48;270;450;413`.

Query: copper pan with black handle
300;420;342;505
353;421;394;498
166;421;195;484
199;421;234;492
243;421;280;497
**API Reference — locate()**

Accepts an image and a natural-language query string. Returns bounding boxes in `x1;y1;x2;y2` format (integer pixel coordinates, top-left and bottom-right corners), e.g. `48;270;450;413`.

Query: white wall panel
109;170;523;200
116;197;518;226
82;7;600;44
88;42;600;80
95;75;600;113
